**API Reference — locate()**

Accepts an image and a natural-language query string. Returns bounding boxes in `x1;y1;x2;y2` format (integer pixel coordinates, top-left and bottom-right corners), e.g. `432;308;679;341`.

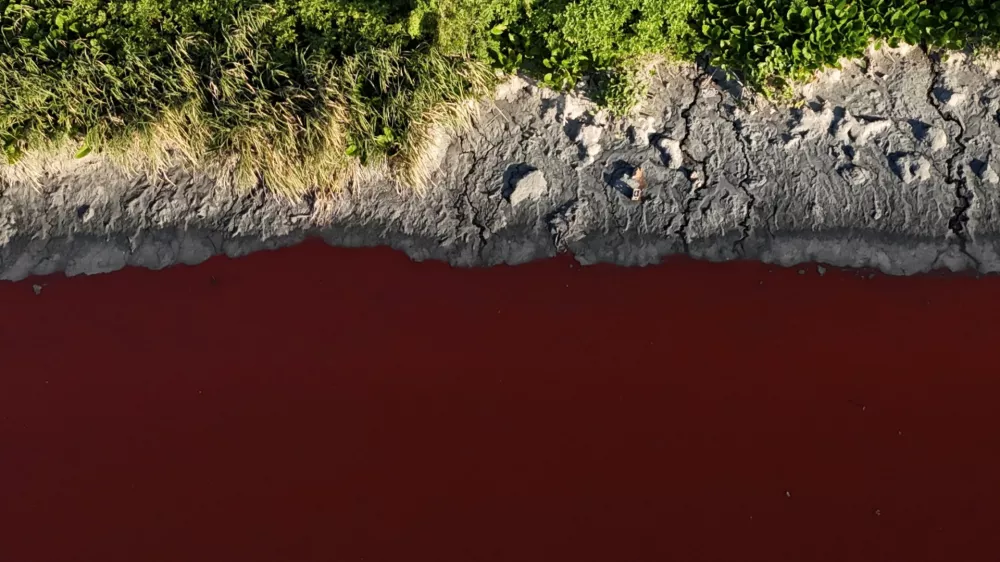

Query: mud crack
924;47;979;269
463;189;490;250
456;150;492;253
675;68;710;254
722;104;758;255
454;130;506;256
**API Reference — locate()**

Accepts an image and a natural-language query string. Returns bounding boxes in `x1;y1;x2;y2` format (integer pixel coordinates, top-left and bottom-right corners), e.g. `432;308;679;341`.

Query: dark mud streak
459;124;510;257
725;108;758;256
924;46;980;269
676;69;709;254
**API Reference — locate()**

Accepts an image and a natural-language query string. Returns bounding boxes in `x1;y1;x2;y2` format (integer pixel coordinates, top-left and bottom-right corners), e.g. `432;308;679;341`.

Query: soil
3;46;1000;279
2;241;999;562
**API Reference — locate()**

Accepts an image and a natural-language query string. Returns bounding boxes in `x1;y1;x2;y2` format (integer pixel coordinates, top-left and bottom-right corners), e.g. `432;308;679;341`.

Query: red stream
1;240;999;561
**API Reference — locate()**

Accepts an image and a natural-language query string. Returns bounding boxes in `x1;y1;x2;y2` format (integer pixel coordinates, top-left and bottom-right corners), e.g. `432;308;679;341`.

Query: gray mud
2;45;1000;280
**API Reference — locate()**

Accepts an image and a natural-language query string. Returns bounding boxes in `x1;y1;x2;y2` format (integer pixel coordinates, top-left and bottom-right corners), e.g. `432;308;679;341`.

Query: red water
2;240;999;562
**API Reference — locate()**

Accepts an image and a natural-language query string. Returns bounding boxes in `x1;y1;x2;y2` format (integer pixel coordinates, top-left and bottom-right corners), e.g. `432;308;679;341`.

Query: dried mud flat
1;45;999;280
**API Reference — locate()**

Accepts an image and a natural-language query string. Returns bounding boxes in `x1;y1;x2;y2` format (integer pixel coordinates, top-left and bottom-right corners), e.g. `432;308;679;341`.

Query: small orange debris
631;167;646;201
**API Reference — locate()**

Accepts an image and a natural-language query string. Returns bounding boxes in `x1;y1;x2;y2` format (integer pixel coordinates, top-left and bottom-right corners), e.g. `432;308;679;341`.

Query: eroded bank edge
1;47;999;281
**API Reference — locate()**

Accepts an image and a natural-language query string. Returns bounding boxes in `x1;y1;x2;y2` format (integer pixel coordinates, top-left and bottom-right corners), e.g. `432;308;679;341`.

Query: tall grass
0;0;497;195
2;0;998;197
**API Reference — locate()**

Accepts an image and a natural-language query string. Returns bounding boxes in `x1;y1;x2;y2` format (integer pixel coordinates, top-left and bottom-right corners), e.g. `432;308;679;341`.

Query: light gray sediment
2;45;1000;281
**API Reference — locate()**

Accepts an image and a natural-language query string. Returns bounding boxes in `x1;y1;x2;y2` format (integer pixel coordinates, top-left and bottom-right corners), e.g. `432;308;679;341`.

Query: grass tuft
2;0;999;197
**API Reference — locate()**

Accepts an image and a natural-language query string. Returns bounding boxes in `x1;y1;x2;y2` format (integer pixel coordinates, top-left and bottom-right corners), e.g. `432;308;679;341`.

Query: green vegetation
700;0;999;90
2;0;998;194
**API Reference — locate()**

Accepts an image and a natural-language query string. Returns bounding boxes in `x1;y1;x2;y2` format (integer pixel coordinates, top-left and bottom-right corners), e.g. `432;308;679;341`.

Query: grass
1;0;999;197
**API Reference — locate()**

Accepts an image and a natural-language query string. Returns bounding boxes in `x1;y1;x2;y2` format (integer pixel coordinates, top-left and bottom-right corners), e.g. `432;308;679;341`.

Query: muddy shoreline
2;46;999;280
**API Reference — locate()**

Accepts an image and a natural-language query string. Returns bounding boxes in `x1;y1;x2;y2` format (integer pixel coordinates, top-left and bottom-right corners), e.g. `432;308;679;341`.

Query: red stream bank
1;240;999;562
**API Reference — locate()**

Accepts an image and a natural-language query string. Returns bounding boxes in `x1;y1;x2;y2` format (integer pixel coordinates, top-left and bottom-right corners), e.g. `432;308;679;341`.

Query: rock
656;137;684;170
985;167;1000;185
980;164;1000;185
509;171;548;207
577;125;604;164
889;153;932;184
629;117;657;146
496;75;530;102
929;128;949;152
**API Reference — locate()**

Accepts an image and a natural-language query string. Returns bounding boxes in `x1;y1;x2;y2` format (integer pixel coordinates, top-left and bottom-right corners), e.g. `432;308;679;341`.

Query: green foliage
696;0;1000;94
1;0;999;190
0;0;493;184
487;0;698;109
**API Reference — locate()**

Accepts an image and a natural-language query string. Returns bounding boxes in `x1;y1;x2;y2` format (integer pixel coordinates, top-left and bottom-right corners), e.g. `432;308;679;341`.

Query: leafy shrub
488;0;698;111
0;0;493;191
696;0;1000;93
1;0;999;193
